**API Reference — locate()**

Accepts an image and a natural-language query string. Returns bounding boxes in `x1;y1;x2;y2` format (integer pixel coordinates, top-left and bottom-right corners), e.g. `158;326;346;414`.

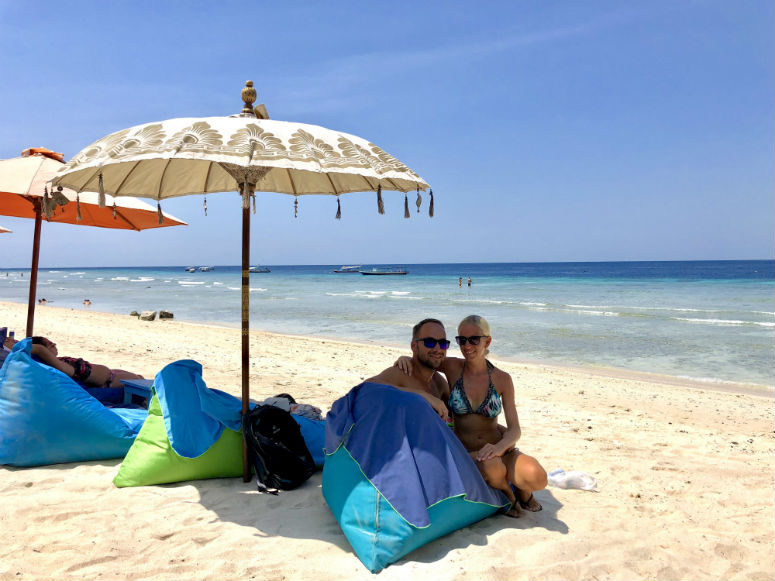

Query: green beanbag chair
114;360;242;487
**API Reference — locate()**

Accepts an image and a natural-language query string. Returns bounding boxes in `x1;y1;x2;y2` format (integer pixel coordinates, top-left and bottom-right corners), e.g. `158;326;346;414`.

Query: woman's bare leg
503;450;548;511
472;453;522;517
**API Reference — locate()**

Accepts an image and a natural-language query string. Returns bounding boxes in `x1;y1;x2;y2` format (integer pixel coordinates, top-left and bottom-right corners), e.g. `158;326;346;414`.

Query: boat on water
333;265;362;273
198;266;214;272
361;267;408;276
249;266;271;273
184;267;196;272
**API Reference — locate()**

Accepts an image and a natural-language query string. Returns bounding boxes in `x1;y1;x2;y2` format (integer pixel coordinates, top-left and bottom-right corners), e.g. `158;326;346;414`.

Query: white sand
1;301;773;580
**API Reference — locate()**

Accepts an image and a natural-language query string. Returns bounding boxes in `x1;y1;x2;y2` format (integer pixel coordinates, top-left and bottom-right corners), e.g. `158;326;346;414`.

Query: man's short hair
412;318;445;339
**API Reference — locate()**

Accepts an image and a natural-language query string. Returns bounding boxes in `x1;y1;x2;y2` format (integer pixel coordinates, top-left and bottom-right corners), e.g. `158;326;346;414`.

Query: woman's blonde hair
458;315;491;355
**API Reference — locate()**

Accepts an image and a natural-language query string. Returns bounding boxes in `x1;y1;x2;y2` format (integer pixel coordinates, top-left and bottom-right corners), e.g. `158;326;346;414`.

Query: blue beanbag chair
0;338;148;467
323;382;510;573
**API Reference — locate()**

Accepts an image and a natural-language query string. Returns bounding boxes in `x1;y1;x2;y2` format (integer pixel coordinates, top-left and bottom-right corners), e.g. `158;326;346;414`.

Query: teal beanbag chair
323;382;510;572
0;339;147;467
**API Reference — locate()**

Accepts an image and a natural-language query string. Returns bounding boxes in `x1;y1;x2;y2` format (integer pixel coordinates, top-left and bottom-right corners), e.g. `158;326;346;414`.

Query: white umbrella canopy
52;117;430;202
52;81;433;480
0;148;187;336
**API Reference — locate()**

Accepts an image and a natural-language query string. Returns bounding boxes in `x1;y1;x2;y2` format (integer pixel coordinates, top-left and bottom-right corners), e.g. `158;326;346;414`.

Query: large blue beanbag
323;382;510;573
0;339;147;467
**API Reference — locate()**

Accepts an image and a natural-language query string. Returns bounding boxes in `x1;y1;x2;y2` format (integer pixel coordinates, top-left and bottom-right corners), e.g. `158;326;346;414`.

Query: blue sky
1;1;772;267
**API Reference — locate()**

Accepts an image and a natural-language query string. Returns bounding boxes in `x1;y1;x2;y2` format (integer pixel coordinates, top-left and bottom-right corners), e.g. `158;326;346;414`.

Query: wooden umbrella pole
25;200;43;338
241;203;251;482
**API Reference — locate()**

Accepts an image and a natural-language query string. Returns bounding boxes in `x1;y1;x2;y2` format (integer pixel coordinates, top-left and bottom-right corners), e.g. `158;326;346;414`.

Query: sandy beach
1;300;773;580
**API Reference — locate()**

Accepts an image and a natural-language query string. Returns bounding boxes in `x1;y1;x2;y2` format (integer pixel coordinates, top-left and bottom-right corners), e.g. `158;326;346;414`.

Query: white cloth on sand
547;469;598;491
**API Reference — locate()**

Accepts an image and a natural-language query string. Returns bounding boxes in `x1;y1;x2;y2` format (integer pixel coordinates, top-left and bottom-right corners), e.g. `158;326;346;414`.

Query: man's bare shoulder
366;366;410;388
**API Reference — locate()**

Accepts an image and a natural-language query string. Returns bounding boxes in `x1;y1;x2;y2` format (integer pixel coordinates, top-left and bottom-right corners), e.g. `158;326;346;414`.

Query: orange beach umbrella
0;147;187;336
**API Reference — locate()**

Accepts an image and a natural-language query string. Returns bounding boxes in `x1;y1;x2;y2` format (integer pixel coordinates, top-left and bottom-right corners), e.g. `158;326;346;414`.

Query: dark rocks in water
139;310;157;321
159;310;174;319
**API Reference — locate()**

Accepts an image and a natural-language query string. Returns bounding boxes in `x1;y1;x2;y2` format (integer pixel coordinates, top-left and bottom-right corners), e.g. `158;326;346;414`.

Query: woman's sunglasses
415;337;451;349
455;335;488;346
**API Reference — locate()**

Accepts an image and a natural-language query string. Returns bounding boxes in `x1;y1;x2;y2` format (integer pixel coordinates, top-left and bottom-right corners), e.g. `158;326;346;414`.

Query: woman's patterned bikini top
447;360;502;418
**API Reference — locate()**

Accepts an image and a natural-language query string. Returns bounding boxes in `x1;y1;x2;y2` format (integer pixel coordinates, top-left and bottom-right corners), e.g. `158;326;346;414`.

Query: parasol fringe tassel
98;173;106;208
203;196;207;216
252;193;256;215
429;189;434;217
294;197;298;218
112;202;117;219
335;197;341;220
377;185;384;215
76;194;82;222
43;185;52;219
415;188;422;213
157;201;164;225
404;194;410;219
52;186;68;207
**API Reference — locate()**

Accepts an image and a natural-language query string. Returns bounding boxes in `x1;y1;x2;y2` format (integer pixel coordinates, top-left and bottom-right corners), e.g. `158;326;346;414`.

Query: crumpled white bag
547;469;598;491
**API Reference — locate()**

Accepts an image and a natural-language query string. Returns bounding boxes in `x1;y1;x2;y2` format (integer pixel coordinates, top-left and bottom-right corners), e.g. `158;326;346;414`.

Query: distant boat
198;266;214;272
249;266;271;273
184;267;196;272
333;265;362;273
361;267;408;276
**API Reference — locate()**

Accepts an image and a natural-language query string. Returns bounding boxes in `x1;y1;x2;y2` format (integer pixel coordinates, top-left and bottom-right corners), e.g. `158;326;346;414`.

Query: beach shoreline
4;300;771;398
1;301;773;580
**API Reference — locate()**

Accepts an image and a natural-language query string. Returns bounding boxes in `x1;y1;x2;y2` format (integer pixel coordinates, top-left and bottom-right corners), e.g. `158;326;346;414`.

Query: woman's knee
478;458;507;487
522;457;548;490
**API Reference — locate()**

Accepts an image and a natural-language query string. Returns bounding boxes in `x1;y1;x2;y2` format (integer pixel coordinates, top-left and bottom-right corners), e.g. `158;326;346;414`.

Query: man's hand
423;394;450;424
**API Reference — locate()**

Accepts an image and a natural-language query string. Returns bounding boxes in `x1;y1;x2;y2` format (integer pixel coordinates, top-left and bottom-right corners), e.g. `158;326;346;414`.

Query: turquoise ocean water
1;261;773;388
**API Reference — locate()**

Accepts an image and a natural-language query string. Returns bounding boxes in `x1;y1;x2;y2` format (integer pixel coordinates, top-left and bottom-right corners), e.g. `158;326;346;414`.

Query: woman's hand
394;355;414;376
475;442;503;462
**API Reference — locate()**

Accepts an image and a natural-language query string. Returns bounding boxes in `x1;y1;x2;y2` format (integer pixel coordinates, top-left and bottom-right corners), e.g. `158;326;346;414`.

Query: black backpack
243;404;316;493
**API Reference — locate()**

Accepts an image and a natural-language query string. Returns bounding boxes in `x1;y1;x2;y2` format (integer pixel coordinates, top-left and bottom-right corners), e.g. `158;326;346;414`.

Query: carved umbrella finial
241;81;257;117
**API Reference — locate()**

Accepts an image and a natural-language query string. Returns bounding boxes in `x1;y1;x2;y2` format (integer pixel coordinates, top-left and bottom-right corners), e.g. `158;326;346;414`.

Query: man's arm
366;367;450;422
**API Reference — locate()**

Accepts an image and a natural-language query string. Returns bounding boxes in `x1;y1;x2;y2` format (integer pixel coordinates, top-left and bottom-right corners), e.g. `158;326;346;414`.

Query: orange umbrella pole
241;204;251;482
25;201;43;338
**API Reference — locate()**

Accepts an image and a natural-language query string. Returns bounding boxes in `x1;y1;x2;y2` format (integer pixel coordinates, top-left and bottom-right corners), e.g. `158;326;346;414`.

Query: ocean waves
1;262;772;386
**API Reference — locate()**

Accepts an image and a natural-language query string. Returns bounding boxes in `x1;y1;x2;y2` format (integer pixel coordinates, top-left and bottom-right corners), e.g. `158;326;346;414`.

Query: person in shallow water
395;314;547;517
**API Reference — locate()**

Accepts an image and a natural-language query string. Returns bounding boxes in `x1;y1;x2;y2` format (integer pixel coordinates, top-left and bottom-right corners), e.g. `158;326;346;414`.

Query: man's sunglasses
455;335;488;346
415;337;451;349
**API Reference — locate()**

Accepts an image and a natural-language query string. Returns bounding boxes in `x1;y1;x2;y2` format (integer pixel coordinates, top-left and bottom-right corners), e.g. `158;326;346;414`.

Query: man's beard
417;351;443;370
